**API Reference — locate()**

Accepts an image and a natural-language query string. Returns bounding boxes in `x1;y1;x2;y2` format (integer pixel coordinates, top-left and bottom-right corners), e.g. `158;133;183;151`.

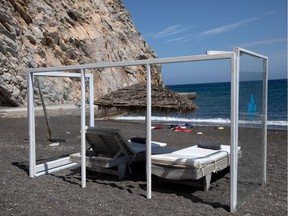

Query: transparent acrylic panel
237;51;265;208
33;73;90;166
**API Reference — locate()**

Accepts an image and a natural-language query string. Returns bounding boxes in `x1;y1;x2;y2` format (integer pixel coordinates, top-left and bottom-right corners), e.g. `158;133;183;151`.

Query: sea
117;79;287;130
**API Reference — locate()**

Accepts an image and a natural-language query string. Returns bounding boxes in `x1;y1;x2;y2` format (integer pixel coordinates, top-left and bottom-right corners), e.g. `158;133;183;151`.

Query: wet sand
0;116;287;215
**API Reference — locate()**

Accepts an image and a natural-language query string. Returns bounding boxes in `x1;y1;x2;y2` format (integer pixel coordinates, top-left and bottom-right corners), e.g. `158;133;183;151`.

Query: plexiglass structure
27;47;268;212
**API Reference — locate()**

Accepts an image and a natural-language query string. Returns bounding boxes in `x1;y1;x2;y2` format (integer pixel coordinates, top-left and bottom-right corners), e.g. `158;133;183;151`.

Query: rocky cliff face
0;0;162;106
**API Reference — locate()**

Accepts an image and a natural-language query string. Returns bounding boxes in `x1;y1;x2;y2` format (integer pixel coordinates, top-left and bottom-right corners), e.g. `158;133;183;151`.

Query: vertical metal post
146;64;152;199
262;59;268;186
28;72;36;178
230;49;239;212
80;69;86;188
89;74;94;127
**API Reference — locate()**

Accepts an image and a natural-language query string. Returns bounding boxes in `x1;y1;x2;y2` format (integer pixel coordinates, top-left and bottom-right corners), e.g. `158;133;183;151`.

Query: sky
122;0;287;85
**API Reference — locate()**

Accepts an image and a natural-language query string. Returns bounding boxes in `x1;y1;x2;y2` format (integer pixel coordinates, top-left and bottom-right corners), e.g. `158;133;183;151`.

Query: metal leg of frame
230;51;239;212
81;69;86;188
28;72;36;178
89;73;94;127
146;64;152;199
262;59;268;186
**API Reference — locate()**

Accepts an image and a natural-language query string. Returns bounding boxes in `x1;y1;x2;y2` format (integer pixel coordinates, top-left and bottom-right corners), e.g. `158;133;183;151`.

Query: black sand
0;116;287;215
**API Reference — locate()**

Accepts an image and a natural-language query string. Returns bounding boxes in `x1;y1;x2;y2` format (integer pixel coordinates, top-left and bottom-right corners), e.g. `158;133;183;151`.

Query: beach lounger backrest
86;128;132;157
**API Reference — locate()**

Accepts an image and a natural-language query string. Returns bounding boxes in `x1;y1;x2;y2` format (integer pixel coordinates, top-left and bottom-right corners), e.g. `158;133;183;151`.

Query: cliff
0;0;162;106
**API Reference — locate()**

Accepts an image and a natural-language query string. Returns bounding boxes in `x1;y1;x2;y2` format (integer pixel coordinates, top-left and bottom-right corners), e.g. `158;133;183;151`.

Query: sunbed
151;145;241;191
70;128;174;179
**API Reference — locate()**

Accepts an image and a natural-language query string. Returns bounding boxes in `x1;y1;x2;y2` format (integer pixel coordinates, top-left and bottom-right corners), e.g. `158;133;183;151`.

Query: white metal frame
27;48;268;212
230;47;268;212
28;71;94;182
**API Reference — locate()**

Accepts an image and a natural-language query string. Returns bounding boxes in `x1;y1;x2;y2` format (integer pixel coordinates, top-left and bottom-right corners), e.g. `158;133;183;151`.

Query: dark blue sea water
118;79;287;129
167;79;287;129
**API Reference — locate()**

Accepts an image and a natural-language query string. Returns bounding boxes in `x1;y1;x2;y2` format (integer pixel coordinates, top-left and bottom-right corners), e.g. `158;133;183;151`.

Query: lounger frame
152;156;229;191
70;128;175;179
70;128;139;179
152;148;242;191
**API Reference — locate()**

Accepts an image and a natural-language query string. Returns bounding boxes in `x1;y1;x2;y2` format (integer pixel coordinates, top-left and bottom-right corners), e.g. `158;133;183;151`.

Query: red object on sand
175;126;182;131
181;128;192;133
174;126;192;133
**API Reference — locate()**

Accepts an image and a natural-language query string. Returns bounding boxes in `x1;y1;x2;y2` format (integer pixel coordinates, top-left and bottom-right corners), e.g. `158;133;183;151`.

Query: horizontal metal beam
28;53;234;73
34;72;93;78
236;47;268;60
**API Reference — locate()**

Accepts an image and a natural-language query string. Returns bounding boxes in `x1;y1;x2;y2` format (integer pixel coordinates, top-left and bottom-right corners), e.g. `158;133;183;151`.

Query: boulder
0;0;162;106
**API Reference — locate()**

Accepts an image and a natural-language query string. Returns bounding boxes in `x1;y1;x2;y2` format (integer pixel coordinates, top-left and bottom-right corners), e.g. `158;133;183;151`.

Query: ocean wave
267;120;288;127
116;115;288;127
116;116;231;125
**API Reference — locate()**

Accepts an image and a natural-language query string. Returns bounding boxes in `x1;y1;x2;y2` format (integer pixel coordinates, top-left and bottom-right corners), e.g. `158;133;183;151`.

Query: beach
0;116;287;216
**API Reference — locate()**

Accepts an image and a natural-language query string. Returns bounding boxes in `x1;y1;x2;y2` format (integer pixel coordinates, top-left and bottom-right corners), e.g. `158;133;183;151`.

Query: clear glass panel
237;51;265;208
34;75;84;165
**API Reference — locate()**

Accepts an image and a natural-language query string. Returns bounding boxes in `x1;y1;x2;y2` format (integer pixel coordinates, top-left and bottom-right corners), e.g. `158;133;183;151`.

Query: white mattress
151;145;240;169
